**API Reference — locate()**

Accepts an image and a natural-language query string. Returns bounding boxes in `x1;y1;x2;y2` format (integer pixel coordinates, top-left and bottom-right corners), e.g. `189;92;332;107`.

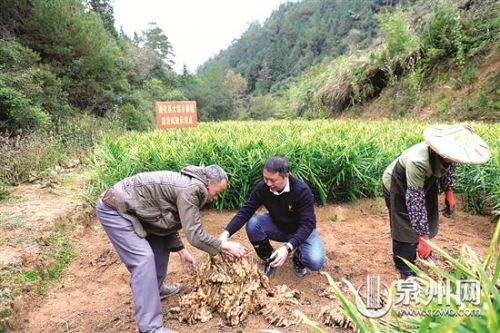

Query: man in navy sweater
219;156;326;278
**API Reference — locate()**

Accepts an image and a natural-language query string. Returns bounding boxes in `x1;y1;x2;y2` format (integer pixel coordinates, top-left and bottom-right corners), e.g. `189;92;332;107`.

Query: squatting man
220;155;326;278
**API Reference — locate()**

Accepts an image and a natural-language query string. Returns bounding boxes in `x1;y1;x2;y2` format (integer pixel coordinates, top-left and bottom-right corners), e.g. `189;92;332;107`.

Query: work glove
269;246;288;268
417;235;431;259
443;190;455;217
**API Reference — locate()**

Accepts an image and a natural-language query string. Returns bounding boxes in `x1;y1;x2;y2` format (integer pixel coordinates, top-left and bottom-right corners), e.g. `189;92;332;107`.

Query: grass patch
0;184;9;203
0;220;76;331
0;309;10;333
0;213;28;230
453;64;477;89
435;92;453;116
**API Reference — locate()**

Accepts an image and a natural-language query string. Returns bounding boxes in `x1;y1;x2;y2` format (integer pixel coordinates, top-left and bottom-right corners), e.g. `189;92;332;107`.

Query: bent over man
96;165;246;333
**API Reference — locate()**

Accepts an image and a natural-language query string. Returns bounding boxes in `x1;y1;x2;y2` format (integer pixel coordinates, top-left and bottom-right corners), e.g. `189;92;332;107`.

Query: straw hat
424;123;491;165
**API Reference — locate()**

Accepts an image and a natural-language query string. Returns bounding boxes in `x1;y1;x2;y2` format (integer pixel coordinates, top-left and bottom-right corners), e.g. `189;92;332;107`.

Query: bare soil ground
1;175;496;333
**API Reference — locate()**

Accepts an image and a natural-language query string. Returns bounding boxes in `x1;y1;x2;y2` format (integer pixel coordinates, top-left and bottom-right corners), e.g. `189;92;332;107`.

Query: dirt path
1;174;496;333
23;196;496;332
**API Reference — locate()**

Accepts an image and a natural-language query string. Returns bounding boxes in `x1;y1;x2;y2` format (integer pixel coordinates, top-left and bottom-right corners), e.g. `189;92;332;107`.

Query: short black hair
263;155;289;176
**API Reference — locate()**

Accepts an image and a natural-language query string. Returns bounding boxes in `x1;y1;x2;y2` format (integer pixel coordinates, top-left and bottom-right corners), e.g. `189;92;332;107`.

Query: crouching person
219;156;326;279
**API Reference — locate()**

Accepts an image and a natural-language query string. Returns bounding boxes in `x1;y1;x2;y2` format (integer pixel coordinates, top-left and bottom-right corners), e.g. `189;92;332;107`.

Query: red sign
155;101;198;129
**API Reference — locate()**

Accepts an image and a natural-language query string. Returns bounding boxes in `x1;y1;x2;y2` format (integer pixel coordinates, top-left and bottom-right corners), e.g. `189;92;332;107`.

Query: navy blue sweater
225;175;316;249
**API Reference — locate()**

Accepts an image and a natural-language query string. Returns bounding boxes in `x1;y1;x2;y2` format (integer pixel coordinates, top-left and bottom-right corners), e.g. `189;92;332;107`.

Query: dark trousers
383;186;417;276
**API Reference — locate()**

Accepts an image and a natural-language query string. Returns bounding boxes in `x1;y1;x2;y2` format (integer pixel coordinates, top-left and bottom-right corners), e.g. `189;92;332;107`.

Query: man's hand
218;230;229;242
220;240;246;258
178;249;196;274
443;190;455;217
417;235;431;259
269;246;288;268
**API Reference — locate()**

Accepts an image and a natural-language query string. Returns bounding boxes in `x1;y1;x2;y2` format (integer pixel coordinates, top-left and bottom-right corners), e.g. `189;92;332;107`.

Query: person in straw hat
381;123;491;279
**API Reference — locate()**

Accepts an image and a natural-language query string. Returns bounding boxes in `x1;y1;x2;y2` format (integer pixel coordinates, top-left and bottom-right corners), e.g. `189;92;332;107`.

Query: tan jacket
110;166;222;255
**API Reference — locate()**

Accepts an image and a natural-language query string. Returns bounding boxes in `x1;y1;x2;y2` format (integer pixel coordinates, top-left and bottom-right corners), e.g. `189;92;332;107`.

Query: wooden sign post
155;101;198;129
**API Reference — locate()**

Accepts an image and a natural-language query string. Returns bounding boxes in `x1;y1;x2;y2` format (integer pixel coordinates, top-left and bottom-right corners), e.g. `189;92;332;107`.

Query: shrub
421;1;465;66
0;183;9;202
0;82;52;132
0;39;70;132
240;95;280;120
0;131;63;185
0;114;125;185
376;6;420;58
117;103;153;131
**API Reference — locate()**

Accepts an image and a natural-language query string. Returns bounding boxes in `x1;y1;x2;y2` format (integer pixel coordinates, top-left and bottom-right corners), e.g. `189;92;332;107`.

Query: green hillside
193;0;499;121
0;0;498;190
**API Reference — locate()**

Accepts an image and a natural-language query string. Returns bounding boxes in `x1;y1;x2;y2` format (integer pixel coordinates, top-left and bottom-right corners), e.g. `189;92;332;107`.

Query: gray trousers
96;199;170;332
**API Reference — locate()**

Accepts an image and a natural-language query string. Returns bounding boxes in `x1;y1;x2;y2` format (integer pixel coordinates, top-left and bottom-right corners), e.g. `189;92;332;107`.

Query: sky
113;0;295;73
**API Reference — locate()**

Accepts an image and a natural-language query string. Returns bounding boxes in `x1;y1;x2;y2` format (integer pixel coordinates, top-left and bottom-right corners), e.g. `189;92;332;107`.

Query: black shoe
264;259;276;279
251;239;275;278
292;251;307;278
399;272;416;280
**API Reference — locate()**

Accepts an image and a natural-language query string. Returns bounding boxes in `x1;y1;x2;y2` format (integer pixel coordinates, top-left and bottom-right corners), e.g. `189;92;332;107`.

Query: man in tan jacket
96;165;246;333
